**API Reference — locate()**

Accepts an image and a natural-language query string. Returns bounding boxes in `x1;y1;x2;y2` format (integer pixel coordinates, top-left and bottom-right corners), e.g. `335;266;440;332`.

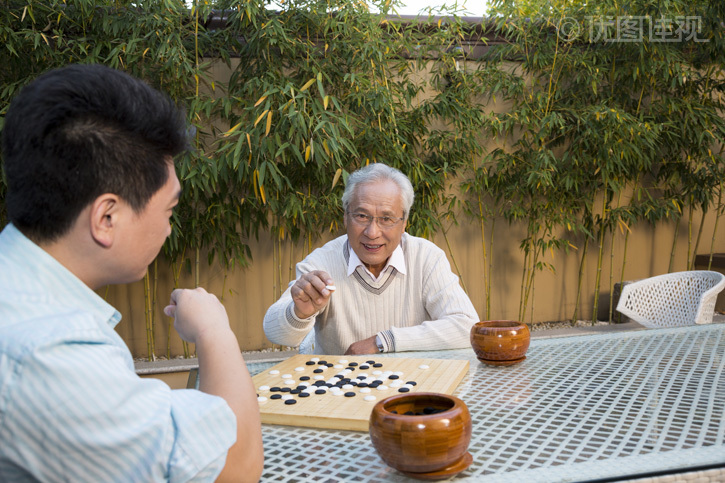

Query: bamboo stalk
708;182;724;270
668;218;680;273
572;237;590;324
591;189;608;322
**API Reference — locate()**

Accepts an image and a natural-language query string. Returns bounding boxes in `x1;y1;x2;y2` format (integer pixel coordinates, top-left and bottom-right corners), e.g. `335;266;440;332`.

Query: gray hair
341;164;415;219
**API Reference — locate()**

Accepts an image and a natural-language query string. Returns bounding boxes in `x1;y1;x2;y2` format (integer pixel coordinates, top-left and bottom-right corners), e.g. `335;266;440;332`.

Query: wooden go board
252;354;469;431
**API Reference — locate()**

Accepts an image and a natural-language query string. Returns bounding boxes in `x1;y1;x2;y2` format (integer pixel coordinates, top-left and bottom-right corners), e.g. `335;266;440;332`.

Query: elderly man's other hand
344;335;380;355
291;270;334;319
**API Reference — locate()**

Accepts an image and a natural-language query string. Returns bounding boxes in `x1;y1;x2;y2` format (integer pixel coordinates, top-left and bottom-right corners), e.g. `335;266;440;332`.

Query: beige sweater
263;233;479;354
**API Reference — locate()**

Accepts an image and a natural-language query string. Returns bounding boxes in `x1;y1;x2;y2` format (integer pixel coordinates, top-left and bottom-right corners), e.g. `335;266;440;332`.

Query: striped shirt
0;224;236;482
263;233;480;354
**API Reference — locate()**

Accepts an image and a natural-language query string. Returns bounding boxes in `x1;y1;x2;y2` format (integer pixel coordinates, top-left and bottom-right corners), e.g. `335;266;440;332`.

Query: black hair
1;63;188;242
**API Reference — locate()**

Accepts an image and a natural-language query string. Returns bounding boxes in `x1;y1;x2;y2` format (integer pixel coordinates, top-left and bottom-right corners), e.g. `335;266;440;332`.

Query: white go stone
393;371;404;376
419;364;430;370
377;385;389;391
334;364;343;369
282;374;292;379
364;395;377;402
342;384;353;390
314;375;325;380
359;387;372;393
258;385;270;391
311;357;320;362
257;396;268;403
284;379;295;385
281;395;293;400
269;370;280;375
372;370;383;375
390;381;402;388
294;367;305;372
338;359;349;364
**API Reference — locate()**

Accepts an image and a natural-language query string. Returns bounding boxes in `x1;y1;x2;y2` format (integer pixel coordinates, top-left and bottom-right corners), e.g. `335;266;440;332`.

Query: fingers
292;272;333;303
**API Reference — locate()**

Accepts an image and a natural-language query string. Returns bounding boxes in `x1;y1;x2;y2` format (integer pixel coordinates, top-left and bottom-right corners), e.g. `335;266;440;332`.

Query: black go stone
305;361;316;366
373;363;383;368
299;392;310;398
326;363;334;367
360;365;370;370
318;360;328;365
281;387;291;393
388;375;399;380
296;385;307;390
398;387;410;393
314;381;326;386
357;376;366;380
270;387;281;392
284;399;297;405
313;369;323;373
300;376;311;381
270;394;282;400
404;411;415;415
366;360;376;364
423;407;439;414
290;389;301;394
358;383;369;388
348;362;358;367
344;392;356;397
406;381;418;386
315;389;327;395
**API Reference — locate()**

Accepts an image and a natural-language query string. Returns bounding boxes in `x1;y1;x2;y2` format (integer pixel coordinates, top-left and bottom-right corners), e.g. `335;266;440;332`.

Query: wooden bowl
470;320;530;366
369;392;472;479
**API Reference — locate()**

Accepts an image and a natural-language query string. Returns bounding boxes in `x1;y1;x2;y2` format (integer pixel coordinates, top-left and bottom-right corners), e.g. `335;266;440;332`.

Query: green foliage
468;0;725;320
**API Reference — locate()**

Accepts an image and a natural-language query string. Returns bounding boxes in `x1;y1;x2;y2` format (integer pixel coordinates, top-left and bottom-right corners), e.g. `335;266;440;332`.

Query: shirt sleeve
262;263;320;348
1;330;236;483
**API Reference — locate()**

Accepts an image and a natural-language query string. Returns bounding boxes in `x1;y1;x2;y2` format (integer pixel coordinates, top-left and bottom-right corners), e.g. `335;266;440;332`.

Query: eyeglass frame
346;211;406;228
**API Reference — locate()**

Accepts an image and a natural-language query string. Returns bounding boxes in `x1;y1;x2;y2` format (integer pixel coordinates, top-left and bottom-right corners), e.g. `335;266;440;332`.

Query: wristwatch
375;334;385;353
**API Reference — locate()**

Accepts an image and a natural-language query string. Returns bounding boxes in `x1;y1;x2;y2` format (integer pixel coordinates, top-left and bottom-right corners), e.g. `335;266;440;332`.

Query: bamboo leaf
265;110;272;136
300;78;315;92
332;168;342;189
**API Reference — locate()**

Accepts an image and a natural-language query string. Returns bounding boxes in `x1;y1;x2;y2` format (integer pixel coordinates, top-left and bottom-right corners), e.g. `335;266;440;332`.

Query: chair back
616;270;725;328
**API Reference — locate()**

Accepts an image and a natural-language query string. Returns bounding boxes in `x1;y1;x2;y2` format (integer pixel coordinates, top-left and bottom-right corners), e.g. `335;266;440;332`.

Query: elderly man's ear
89;194;122;249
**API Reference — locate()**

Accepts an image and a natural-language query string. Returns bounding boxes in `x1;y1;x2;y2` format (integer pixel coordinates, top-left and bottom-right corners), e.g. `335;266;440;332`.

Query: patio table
247;324;725;482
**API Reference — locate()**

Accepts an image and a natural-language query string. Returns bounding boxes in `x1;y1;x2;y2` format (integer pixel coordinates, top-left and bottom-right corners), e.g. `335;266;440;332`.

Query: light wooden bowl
369;392;472;479
470;320;530;366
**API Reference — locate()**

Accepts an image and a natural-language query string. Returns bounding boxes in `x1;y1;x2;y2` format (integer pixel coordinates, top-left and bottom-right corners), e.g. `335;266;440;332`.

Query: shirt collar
346;237;407;280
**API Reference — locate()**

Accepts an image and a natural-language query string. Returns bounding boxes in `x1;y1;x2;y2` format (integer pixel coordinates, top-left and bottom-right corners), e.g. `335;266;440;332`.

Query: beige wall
108;59;725;359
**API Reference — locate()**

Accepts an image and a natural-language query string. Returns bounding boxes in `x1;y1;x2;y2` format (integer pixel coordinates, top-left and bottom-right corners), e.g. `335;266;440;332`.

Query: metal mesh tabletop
248;324;725;482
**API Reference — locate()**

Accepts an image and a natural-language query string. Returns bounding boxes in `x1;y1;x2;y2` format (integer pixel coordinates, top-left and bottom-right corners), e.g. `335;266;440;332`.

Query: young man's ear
89;194;120;248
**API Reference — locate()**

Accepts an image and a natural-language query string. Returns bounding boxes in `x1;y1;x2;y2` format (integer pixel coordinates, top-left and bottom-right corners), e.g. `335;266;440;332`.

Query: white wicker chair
616;270;725;328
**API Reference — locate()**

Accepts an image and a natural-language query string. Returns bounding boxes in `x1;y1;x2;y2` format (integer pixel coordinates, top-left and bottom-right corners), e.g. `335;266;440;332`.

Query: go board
252;354;469;431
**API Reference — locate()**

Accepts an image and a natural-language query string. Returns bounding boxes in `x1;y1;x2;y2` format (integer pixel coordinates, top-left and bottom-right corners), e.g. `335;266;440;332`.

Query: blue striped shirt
0;224;236;482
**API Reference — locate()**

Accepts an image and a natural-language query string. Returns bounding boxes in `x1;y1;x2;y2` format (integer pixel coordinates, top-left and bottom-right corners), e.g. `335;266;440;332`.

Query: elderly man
263;163;479;355
0;64;262;482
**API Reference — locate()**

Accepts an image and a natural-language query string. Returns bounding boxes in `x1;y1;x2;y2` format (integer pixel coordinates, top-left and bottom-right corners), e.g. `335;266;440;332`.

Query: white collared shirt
346;240;407;282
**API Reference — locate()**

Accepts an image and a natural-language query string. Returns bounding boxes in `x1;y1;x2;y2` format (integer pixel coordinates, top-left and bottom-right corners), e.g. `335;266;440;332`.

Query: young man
263;163;479;355
0;64;263;482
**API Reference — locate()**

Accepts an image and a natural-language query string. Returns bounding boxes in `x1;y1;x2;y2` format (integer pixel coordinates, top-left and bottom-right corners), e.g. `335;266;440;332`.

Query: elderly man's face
344;179;407;278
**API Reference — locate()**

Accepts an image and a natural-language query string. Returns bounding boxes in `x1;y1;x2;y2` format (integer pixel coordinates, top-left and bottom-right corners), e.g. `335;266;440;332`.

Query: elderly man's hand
344;335;380;355
290;270;334;319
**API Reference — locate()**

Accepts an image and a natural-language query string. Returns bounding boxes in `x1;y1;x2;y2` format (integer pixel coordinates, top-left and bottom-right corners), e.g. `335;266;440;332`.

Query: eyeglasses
347;212;405;228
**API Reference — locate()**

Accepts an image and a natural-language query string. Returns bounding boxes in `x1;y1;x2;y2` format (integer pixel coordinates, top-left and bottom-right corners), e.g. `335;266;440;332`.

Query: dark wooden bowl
470;320;530;366
369;393;472;478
